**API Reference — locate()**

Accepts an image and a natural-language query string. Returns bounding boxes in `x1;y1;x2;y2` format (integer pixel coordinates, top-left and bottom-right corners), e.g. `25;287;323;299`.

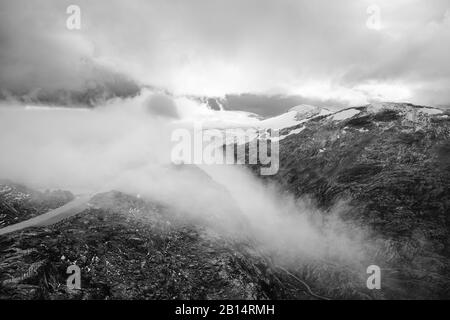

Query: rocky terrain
0;180;74;228
0;102;449;300
0;190;328;300
0;180;377;300
249;102;450;299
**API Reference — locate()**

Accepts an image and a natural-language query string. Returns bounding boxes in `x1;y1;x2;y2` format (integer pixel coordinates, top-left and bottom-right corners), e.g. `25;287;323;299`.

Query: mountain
1;102;449;300
0;178;321;300
206;104;332;144
289;104;332;120
248;102;450;299
257;105;329;130
0;180;74;228
202;93;343;118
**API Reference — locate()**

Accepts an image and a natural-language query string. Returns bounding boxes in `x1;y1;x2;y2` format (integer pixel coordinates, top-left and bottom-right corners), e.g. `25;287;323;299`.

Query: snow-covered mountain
201;104;333;145
258;104;331;130
261;102;447;134
246;102;450;299
203;102;449;146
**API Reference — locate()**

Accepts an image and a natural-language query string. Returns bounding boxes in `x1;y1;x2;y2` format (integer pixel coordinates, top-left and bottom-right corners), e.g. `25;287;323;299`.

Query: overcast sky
0;0;449;108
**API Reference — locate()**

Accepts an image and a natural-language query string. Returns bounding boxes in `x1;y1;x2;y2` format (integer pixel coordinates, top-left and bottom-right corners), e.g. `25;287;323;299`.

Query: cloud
0;0;140;104
144;94;179;119
0;0;449;108
0;96;371;269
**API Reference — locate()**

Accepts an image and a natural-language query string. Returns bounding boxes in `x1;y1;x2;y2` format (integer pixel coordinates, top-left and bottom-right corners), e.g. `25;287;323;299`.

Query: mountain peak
289;104;331;120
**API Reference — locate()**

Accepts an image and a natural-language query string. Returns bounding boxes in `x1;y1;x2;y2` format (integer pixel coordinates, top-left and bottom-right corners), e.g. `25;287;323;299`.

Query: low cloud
0;93;372;271
144;94;179;119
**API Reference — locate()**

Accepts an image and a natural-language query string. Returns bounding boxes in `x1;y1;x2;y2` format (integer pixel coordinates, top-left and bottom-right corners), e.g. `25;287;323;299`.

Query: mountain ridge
246;101;450;299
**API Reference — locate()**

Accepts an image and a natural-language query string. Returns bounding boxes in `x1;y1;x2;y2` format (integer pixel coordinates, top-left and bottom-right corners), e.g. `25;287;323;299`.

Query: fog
0;93;371;273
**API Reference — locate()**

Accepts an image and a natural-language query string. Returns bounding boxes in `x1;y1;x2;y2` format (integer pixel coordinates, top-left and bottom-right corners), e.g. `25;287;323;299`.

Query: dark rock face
251;103;450;299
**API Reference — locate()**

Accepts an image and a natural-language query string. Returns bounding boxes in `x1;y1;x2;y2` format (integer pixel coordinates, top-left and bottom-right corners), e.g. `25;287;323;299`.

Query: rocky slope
0;180;74;228
249;102;450;299
1;102;449;300
0;191;322;300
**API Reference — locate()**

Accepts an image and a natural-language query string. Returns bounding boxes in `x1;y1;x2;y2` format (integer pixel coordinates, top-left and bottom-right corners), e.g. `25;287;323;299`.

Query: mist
0;93;372;274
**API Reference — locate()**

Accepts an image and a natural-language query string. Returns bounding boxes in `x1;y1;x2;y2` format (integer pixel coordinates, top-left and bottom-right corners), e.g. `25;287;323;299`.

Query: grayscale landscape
0;0;449;301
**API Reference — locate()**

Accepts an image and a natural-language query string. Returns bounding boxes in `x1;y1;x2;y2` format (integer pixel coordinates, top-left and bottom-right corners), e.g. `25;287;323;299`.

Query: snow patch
259;105;331;130
259;111;300;130
418;108;443;115
288;104;331;120
331;109;361;121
